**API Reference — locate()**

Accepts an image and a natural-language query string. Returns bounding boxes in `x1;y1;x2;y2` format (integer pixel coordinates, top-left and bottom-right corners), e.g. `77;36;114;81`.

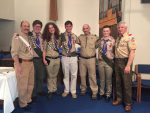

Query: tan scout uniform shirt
115;32;136;58
61;32;77;56
31;32;44;57
43;35;60;57
11;33;34;59
77;34;98;57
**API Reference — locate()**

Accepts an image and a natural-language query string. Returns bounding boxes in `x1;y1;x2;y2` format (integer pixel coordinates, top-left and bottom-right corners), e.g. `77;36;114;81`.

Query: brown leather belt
80;55;96;59
115;58;128;61
46;56;59;59
19;58;33;63
62;55;77;57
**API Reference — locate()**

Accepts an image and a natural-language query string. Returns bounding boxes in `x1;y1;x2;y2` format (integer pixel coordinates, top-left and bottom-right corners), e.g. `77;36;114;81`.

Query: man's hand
14;63;22;76
124;65;131;74
43;59;48;65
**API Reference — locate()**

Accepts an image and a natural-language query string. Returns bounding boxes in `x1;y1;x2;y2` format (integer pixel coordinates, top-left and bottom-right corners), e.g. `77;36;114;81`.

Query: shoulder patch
130;37;135;42
128;34;132;36
128;33;135;40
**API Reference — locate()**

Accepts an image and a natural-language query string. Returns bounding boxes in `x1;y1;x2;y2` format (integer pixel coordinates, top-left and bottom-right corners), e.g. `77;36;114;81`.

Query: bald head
20;20;30;35
82;24;91;35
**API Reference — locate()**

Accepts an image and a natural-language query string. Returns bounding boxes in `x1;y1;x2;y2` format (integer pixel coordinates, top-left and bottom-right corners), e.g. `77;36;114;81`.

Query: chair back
135;64;150;74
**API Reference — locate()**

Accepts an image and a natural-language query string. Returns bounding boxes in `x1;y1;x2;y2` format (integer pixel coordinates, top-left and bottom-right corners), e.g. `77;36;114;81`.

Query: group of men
11;20;136;112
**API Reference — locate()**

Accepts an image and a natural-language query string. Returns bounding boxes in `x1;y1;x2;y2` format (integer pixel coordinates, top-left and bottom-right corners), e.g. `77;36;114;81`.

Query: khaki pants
16;61;34;107
46;58;60;93
98;61;113;96
79;57;98;95
61;56;78;94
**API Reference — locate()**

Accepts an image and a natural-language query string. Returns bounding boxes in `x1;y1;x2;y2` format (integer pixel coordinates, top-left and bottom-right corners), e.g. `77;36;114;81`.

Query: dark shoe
91;94;97;100
31;96;37;103
105;96;111;102
21;105;31;111
124;105;132;112
98;95;105;100
52;91;60;95
38;92;47;96
112;100;122;106
47;92;52;99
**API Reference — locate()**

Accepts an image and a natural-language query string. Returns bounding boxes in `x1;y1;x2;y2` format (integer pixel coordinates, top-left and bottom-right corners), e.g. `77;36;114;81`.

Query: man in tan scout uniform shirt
112;22;136;112
11;20;34;111
77;24;98;99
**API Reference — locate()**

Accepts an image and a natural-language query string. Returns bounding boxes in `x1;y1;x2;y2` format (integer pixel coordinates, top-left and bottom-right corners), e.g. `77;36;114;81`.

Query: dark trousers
114;58;132;105
33;57;46;96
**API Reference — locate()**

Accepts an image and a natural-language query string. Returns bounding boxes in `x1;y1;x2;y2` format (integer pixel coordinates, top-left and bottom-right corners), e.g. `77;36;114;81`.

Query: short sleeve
11;33;20;58
128;36;136;50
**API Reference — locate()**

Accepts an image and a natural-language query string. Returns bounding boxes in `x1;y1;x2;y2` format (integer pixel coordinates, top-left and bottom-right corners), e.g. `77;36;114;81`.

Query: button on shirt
115;32;136;58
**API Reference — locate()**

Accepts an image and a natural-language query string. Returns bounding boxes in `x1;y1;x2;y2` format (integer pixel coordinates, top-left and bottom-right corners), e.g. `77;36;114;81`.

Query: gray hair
117;21;128;28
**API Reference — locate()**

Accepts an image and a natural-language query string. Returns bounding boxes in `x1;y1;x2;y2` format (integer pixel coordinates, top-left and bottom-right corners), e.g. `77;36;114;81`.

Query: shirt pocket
107;42;113;51
80;41;86;48
88;41;95;49
22;45;29;53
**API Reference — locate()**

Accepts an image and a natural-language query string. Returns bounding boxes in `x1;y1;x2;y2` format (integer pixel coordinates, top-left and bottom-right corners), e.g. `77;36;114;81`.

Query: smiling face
20;21;30;35
102;27;111;37
48;24;55;34
65;24;73;34
33;24;42;34
117;23;127;35
82;24;90;35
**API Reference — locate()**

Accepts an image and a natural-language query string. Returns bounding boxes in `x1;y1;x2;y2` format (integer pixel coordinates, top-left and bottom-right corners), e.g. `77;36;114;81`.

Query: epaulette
91;34;99;39
91;34;97;36
80;34;84;36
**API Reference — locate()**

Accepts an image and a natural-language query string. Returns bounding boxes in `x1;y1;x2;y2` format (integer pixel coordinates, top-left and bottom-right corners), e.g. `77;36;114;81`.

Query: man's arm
13;55;22;76
11;33;22;75
124;49;135;74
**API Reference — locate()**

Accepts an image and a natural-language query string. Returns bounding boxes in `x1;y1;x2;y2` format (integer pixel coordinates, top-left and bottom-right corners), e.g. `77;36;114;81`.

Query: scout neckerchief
68;34;72;50
101;37;114;68
36;35;41;49
102;39;109;55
